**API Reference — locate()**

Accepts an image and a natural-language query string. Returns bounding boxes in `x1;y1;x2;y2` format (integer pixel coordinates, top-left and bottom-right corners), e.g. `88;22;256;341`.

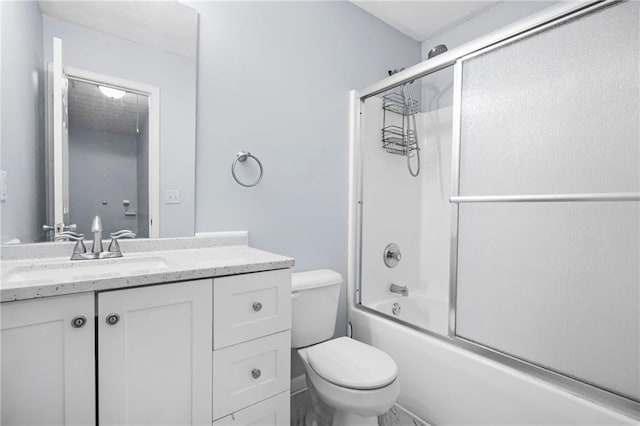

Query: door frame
63;66;161;238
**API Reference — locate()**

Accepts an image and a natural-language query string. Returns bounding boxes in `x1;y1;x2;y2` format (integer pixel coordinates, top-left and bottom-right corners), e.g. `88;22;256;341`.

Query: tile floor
291;388;429;426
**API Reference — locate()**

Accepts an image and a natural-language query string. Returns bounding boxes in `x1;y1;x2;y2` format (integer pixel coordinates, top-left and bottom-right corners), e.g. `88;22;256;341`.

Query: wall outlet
0;170;7;202
165;190;181;204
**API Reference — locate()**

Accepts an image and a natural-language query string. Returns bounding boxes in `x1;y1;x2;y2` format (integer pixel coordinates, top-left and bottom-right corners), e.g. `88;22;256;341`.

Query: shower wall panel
359;97;452;335
360;96;421;306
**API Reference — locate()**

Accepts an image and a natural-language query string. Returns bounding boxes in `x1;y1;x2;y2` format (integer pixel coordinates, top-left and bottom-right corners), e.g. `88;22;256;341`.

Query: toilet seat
305;337;398;390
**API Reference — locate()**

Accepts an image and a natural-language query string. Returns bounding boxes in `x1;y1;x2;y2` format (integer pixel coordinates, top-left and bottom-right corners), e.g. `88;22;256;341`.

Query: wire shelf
382;125;417;156
382;92;419;116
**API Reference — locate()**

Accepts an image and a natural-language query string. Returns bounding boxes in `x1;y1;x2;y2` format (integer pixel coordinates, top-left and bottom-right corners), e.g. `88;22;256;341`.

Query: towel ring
231;151;263;187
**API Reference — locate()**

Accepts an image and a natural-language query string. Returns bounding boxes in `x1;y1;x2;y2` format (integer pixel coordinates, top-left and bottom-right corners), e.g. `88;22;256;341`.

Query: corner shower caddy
381;91;419;156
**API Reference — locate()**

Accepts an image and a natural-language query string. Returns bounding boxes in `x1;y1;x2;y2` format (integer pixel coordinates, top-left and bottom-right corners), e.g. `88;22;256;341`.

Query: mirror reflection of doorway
67;78;149;238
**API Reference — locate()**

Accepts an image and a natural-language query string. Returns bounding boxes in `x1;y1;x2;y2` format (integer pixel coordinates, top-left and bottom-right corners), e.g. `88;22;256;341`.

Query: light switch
165;190;181;204
0;170;7;202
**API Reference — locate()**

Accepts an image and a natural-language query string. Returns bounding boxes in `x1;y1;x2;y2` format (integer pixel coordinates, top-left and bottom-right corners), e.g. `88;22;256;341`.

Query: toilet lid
306;337;398;390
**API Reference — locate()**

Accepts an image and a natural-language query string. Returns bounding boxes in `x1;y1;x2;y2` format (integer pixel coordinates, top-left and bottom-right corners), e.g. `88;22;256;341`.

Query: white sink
2;256;171;286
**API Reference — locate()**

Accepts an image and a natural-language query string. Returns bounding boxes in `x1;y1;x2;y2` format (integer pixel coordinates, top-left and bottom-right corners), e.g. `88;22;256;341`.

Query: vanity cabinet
0;267;292;426
98;279;213;426
0;293;95;426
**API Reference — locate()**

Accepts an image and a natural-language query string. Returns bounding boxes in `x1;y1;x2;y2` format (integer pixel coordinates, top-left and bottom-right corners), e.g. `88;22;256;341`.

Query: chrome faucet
389;283;409;297
91;215;104;254
55;215;136;260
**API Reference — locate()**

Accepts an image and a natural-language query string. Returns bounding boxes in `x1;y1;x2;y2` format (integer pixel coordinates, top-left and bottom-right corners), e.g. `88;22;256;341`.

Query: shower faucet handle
383;243;401;268
44;223;77;233
387;249;401;261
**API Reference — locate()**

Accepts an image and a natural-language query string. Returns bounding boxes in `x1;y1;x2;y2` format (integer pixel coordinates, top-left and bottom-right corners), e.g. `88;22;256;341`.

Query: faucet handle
55;231;85;241
55;232;87;256
110;230;136;239
108;230;136;254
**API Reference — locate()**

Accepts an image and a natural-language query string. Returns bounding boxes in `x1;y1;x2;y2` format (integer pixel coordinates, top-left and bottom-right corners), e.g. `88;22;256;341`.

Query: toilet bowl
292;270;400;426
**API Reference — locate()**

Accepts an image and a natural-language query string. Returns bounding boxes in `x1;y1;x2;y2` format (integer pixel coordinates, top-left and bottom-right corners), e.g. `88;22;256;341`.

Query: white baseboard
291;374;307;395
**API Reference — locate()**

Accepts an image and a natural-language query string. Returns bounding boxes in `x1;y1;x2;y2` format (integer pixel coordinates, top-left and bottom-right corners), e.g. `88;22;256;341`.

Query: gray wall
42;15;197;237
0;1;45;244
190;1;420;376
68;127;139;236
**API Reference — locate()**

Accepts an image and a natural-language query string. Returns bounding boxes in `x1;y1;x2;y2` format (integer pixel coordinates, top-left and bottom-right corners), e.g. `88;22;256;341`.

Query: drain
392;303;401;316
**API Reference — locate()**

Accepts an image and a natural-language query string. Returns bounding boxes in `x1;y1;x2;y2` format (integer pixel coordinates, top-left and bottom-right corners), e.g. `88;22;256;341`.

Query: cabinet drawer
212;331;290;420
213;269;291;349
212;391;289;426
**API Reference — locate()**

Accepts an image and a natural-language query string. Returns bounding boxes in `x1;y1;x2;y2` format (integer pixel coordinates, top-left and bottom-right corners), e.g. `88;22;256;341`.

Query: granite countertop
1;236;294;302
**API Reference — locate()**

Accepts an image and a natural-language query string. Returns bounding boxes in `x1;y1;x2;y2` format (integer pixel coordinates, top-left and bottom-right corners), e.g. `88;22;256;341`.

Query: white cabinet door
1;293;95;426
98;280;213;426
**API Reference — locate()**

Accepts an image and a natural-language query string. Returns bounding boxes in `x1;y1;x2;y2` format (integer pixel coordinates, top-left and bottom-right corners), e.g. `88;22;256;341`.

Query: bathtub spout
389;283;409;297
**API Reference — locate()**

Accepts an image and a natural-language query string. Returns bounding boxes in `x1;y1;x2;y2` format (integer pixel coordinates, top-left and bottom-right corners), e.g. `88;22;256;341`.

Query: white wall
68;127;139;236
421;1;558;55
0;1;46;244
42;15;197;238
360;96;421;306
420;1;557;112
359;98;451;335
190;1;420;355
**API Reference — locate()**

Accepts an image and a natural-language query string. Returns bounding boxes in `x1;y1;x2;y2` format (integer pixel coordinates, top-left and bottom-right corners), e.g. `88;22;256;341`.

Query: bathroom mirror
1;1;198;244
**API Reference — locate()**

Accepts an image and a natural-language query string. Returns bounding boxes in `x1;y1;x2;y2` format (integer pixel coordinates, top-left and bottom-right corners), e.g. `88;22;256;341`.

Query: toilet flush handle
291;292;301;299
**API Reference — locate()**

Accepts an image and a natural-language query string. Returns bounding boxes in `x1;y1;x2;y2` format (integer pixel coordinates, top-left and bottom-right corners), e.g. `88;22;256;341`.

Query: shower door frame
349;0;640;418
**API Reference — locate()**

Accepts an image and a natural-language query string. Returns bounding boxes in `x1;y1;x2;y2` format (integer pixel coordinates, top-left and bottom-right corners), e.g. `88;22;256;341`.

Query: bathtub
369;295;449;336
349;306;638;425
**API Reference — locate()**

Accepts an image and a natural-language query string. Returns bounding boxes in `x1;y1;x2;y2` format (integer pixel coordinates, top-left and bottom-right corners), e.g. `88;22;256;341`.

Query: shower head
388;68;405;77
427;44;448;59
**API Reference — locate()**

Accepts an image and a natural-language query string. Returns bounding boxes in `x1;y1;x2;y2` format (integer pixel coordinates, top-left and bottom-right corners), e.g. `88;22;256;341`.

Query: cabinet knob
251;368;261;379
252;302;262;312
71;315;87;328
105;313;120;325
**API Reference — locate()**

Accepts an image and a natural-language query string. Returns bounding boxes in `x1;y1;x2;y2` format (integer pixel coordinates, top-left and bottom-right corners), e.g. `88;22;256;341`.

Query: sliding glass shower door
452;1;639;401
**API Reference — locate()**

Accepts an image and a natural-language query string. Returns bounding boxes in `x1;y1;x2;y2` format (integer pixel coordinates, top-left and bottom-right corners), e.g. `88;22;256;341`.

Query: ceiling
68;79;149;136
351;1;500;42
38;1;198;60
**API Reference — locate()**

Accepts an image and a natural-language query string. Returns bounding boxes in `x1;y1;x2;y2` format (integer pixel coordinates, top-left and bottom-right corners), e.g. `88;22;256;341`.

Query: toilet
292;269;400;426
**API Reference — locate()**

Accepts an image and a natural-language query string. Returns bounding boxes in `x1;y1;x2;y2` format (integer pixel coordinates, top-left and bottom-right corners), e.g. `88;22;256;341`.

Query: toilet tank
291;269;342;348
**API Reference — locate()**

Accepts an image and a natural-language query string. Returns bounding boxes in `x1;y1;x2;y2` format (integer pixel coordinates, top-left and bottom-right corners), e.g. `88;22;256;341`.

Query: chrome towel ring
231;151;263;187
